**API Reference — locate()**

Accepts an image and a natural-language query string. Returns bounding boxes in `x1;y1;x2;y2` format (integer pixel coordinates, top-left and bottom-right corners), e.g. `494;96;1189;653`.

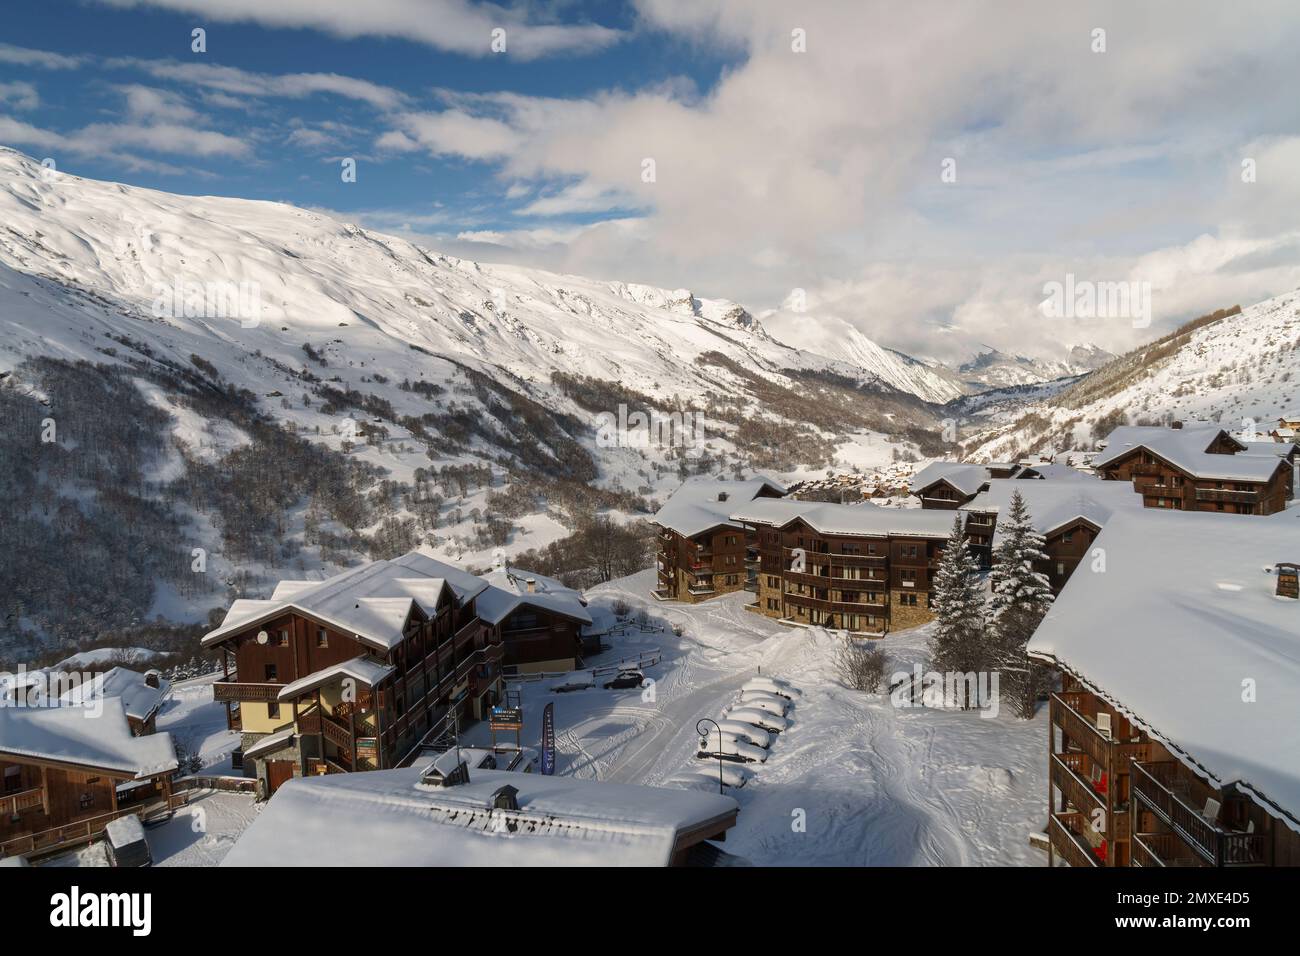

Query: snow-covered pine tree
927;515;988;709
987;489;1054;718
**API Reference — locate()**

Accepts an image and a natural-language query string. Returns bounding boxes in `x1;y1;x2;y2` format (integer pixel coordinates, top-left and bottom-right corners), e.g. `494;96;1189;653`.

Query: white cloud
0;82;40;111
93;0;622;59
0;43;83;70
110;59;409;110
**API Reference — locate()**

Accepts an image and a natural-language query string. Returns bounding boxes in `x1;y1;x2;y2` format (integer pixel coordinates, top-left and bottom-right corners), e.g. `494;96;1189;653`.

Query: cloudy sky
3;1;1300;365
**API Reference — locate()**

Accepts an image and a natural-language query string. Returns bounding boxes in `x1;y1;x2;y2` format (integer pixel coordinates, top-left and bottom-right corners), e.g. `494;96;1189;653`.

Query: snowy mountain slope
964;295;1300;460
760;310;967;403
957;344;1115;391
0;147;934;410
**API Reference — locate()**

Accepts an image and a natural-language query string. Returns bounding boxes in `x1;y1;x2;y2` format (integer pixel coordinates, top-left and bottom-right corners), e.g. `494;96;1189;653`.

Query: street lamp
696;717;724;794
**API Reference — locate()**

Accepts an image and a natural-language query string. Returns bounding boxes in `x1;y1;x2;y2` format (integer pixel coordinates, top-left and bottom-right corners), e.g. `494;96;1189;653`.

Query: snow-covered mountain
759;311;967;403
964;296;1300;461
957;344;1116;391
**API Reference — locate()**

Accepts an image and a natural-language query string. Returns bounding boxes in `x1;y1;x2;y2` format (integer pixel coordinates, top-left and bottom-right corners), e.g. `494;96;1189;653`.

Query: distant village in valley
5;413;1297;868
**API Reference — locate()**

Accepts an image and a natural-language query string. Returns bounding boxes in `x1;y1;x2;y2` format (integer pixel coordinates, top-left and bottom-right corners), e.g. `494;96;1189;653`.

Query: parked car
603;669;645;690
104;814;151;867
697;734;768;764
551;671;596;693
742;677;798;700
716;719;772;748
668;764;753;789
724;707;791;733
736;693;787;717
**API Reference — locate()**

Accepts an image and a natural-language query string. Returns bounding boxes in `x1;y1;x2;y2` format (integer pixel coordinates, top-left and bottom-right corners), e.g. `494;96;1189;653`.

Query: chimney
491;784;520;812
526;577;536;594
1171;421;1183;430
1277;563;1299;599
144;671;161;689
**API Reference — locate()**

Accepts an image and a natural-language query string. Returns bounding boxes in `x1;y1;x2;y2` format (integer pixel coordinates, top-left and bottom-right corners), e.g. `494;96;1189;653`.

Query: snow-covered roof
652;477;786;537
58;667;170;723
1092;424;1277;481
1027;510;1300;828
727;497;822;527
202;551;460;650
277;655;395;701
961;478;1142;543
1018;462;1097;481
243;726;297;760
477;566;592;627
0;698;177;778
750;500;956;538
1241;441;1300;461
909;461;992;497
220;766;739;867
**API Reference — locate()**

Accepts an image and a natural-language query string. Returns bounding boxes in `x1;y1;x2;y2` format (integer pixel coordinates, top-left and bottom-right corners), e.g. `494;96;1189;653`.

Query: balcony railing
1194;488;1258;504
1131;761;1269;866
1049;812;1101;867
0;787;44;817
1051;751;1107;813
212;678;282;703
1131;832;1209;868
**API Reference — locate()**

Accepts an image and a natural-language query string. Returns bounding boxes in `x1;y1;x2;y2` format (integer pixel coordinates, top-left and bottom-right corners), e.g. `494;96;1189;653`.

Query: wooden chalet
202;551;506;796
1093;423;1291;515
959;478;1142;590
58;667;170;736
0;698;178;860
730;498;955;635
1028;510;1300;867
477;567;595;674
651;477;786;603
909;461;1024;510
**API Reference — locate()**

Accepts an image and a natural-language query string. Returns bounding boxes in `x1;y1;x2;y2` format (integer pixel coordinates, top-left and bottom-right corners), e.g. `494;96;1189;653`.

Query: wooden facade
739;517;946;635
654;525;748;603
493;604;586;673
210;588;504;795
0;752;175;860
1098;445;1290;515
1046;674;1300;867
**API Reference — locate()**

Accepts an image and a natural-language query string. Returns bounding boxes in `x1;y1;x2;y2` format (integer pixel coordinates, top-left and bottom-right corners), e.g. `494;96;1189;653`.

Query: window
79;793;94;810
1062;532;1072;543
264;663;278;681
267;701;280;720
278;629;290;646
316;627;328;648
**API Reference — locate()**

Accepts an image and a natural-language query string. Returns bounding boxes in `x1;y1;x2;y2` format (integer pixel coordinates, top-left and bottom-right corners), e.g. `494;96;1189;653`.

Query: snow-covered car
697;734;768;764
716;719;773;748
602;669;645;690
735;693;787;717
742;677;799;700
668;765;753;789
551;671;596;693
724;707;791;733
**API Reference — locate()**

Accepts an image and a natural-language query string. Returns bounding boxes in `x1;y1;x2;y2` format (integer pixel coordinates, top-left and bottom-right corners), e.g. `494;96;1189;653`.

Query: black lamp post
696;717;724;794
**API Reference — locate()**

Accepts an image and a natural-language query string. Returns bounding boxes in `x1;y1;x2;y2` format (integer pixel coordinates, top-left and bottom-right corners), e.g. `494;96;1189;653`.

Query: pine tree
928;515;988;709
988;490;1055;718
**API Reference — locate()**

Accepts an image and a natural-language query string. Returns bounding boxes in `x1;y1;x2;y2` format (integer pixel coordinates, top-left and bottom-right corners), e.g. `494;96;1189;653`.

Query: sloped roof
961;478;1142;545
653;476;787;537
0;698;176;778
477;566;592;627
727;497;822;527
1027;510;1300;830
277;655;395;701
753;500;956;538
1092;424;1276;481
59;667;170;723
1018;462;1097;481
220;766;739;867
202;555;456;650
909;461;991;497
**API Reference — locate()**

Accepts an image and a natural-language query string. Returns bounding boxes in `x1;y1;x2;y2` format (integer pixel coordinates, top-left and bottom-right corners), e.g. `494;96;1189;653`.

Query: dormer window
717;491;729;502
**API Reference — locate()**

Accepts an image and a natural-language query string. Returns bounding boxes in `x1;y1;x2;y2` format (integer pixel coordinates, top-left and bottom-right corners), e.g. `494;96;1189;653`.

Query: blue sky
3;1;1300;363
0;1;734;229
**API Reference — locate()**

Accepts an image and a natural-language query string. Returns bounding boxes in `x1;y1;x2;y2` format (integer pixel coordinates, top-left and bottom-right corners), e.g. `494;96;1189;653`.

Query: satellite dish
256;630;269;645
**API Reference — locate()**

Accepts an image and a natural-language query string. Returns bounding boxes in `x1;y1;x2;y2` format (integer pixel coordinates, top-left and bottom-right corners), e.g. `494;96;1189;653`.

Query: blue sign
541;702;556;775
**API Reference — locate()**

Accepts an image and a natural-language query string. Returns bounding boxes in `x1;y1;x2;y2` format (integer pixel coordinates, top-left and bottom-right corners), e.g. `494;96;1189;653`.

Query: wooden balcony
1049;812;1101;867
1194;488;1258;504
213;678;282;703
297;708;354;749
1051;751;1106;813
1131;761;1270;866
1131;832;1209;868
0;787;44;817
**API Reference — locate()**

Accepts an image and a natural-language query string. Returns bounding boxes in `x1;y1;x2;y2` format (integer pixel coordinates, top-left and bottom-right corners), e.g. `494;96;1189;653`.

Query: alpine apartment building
1028;510;1300;867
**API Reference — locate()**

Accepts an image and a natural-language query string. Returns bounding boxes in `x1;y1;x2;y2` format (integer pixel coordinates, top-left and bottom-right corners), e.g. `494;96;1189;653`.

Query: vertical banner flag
541;702;556;775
